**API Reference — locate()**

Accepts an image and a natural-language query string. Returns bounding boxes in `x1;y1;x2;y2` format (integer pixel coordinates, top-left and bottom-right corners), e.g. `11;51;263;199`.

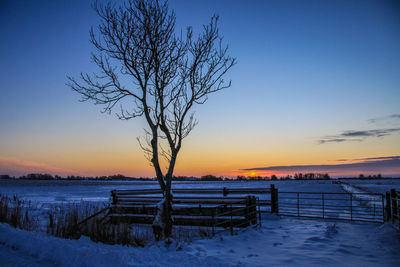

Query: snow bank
0;223;226;267
1;214;400;266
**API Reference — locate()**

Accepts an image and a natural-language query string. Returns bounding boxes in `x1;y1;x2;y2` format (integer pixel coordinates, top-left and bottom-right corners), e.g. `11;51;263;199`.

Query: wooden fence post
385;192;391;221
245;196;257;225
223;187;228;197
111;190;117;205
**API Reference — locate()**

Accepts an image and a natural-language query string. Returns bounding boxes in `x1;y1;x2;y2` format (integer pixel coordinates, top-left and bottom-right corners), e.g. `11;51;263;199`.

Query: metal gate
278;192;385;223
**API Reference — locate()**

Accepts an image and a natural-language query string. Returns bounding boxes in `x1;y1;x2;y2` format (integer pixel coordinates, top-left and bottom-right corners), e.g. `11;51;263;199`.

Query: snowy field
339;179;400;194
1;215;399;266
1;179;400;266
0;179;357;206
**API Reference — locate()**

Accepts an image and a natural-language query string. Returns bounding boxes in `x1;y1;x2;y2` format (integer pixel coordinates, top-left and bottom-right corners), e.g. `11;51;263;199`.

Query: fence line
102;184;395;235
277;191;385;223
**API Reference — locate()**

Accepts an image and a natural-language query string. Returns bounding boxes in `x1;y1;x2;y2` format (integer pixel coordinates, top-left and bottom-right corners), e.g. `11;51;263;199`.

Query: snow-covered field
1;215;399;266
1;179;400;266
0;179;351;206
2;179;398;206
339;179;400;194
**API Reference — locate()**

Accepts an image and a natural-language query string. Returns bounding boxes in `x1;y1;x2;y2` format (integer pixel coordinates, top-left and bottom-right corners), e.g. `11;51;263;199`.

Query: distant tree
201;174;222;181
24;173;54;180
322;173;330;180
271;174;278;181
67;0;235;240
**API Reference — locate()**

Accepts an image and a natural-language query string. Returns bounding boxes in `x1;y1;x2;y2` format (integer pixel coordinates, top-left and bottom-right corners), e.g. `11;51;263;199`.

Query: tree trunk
152;184;173;241
163;188;173;238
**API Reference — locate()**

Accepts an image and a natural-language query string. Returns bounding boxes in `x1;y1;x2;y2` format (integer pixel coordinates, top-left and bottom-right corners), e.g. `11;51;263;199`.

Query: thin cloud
318;138;362;144
0;157;78;177
241;157;400;176
318;128;400;144
368;114;400;124
342;128;400;137
329;156;400;162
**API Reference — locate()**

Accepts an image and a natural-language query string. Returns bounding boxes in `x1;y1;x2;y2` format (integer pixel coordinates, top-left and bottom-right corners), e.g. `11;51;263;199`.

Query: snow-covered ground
340;179;400;194
1;215;399;266
1;179;399;266
0;179;345;206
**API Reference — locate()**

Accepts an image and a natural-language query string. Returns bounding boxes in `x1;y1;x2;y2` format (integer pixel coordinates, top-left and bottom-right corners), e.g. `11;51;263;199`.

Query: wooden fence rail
111;185;276;213
109;187;269;232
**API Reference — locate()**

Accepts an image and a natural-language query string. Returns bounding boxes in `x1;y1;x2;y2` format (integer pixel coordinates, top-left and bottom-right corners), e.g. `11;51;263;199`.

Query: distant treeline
1;172;329;181
0;174;152;181
0;172;392;181
338;174;384;180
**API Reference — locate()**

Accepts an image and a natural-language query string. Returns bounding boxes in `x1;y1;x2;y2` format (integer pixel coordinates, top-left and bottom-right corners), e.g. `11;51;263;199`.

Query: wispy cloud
318;138;362;144
241;156;400;177
317;128;400;144
318;114;400;144
0;157;78;177
368;114;400;124
331;156;400;162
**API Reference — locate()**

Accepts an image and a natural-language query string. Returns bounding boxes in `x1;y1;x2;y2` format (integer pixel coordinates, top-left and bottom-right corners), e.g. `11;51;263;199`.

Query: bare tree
67;0;235;240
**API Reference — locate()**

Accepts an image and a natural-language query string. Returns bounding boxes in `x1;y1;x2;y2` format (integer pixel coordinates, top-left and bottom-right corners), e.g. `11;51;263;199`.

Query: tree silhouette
67;0;235;239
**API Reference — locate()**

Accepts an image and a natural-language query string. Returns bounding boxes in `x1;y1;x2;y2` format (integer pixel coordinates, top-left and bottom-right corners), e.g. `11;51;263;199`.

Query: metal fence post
350;193;353;221
385;192;391;221
381;194;385;222
230;203;233;235
297;192;300;217
212;210;215;236
391;189;398;224
373;203;376;217
271;184;277;214
275;187;279;214
258;198;262;227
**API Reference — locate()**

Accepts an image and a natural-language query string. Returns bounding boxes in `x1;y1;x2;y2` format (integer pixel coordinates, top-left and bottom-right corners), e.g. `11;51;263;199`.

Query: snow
1;179;400;266
1;215;400;266
0;179;345;206
152;198;165;227
340;179;400;194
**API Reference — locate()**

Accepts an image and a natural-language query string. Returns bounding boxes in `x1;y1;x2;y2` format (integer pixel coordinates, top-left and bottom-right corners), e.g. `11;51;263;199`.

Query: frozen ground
0;179;345;206
340;179;400;194
1;179;399;266
1;215;399;267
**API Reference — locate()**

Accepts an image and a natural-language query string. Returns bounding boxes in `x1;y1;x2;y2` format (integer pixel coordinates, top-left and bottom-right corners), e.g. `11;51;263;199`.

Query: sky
0;0;400;178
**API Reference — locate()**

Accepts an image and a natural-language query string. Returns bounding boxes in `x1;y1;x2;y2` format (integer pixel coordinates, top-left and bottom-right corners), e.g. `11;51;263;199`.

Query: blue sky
0;0;399;177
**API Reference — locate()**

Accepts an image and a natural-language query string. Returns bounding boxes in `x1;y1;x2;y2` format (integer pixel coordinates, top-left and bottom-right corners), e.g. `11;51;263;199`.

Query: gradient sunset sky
1;0;400;178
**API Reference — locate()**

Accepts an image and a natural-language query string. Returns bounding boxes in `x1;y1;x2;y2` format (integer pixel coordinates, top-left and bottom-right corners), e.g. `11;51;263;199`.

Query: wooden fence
108;187;270;234
76;184;400;237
